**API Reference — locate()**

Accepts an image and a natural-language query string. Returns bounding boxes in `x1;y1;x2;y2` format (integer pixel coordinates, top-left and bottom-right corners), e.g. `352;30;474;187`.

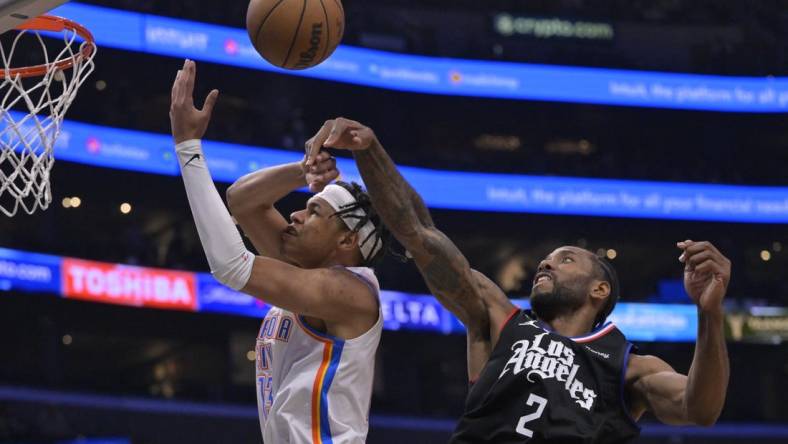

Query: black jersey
450;310;640;444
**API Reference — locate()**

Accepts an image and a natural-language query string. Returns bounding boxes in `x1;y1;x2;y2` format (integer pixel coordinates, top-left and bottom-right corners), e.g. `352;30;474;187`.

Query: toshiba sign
62;258;197;311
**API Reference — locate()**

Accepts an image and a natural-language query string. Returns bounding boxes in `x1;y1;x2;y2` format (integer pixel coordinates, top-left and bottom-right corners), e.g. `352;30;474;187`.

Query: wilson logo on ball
295;23;323;69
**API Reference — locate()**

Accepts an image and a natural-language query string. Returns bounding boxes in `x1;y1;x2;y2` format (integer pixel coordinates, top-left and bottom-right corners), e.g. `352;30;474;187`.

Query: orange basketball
246;0;345;70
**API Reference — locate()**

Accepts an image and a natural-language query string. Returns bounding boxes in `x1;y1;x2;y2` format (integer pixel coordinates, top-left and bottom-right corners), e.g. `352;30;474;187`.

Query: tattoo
353;141;485;325
410;190;435;227
353;141;434;238
422;234;464;295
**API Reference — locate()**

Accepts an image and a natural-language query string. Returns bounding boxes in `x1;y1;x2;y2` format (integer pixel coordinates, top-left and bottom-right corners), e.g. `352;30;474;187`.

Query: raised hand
677;240;731;312
301;150;339;192
304;117;377;167
170;59;219;144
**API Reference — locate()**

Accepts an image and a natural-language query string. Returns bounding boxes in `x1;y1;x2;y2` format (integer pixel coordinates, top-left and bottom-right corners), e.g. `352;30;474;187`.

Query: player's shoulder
470;269;515;309
343;266;379;289
318;266;381;336
625;353;675;381
320;266;380;310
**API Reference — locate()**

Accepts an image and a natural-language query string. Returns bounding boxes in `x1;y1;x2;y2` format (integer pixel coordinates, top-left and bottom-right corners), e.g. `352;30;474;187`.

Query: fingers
323;168;340;183
677;240;728;267
311;163;339;180
202;89;220;115
307;170;340;192
183;59;196;99
305;121;333;167
691;259;726;276
305;151;339;192
351;126;375;148
349;130;363;145
306;157;338;184
307;117;369;165
312;150;331;164
681;250;713;267
324;118;360;147
171;69;183;105
678;240;731;288
678;240;722;257
172;60;199;107
303;145;332;173
171;59;197;107
311;153;336;173
171;70;180;104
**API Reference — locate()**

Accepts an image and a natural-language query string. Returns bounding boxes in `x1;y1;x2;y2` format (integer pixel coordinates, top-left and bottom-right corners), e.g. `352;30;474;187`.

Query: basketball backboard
0;0;67;33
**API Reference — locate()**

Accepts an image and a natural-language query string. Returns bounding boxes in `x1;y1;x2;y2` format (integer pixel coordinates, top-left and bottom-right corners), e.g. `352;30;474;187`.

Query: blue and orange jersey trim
297;316;346;444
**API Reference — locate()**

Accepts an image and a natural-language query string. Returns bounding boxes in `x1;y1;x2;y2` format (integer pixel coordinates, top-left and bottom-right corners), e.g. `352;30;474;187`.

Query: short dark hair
589;254;620;328
330;181;390;267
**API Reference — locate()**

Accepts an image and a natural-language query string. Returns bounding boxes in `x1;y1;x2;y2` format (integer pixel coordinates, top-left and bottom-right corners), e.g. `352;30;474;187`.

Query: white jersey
255;266;382;444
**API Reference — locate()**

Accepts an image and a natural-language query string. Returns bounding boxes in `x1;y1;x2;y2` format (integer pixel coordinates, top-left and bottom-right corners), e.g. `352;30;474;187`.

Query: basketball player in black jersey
305;118;731;443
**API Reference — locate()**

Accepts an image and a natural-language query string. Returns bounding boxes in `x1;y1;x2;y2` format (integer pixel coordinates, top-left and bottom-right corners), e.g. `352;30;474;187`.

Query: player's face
530;246;596;321
281;197;348;268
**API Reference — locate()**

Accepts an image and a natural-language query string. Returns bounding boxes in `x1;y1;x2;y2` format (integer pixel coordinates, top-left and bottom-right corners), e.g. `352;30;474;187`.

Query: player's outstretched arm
626;240;730;426
170;61;376;330
305;118;516;336
226;151;338;261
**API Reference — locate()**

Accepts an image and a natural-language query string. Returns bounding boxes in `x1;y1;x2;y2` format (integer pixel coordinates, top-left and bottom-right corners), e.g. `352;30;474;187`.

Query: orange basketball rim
0;15;95;79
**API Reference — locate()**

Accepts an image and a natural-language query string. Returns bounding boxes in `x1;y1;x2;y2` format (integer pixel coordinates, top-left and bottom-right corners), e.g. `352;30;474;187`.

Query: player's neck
307;255;358;269
294;248;360;269
542;306;597;337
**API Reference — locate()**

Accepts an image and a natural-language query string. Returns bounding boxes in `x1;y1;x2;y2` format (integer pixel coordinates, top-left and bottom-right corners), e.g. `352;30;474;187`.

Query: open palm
170;59;219;144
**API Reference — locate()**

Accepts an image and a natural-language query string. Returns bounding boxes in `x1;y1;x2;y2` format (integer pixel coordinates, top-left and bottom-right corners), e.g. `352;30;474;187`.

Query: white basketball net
0;22;95;216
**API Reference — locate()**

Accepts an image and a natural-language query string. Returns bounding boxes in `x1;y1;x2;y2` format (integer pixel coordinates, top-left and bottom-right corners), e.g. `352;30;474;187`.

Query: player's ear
337;230;359;252
590;280;611;303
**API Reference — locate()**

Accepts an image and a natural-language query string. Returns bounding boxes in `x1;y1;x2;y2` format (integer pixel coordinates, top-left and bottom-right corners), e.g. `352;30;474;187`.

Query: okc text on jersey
258;313;294;341
256;313;294;421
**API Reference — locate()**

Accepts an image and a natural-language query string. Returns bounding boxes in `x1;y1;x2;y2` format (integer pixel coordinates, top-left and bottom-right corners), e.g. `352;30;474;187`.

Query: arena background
1;0;788;443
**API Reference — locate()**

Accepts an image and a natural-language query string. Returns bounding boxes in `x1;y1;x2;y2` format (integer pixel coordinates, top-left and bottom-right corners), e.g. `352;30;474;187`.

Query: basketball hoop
0;15;95;217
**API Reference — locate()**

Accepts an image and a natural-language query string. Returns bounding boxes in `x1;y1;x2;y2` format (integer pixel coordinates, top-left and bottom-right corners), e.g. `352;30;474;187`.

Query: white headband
314;184;382;261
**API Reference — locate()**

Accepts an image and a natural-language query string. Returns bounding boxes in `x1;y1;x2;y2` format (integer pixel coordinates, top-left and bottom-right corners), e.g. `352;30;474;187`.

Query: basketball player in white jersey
169;60;387;444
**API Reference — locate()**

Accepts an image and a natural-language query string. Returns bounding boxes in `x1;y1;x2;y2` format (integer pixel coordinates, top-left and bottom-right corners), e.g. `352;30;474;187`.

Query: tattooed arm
303;119;488;326
305;118;516;375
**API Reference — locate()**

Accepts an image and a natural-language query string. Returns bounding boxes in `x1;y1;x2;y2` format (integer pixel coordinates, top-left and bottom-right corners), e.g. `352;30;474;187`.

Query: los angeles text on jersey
498;322;596;410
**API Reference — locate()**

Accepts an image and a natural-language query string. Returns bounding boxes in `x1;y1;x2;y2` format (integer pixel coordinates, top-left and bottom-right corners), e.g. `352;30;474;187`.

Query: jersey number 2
515;394;548;438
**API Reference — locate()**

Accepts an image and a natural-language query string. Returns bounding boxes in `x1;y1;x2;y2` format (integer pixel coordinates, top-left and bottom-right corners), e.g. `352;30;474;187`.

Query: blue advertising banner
196;273;269;318
0;248;61;294
379;291;461;335
606;302;698;342
0;247;701;342
4;110;785;223
49;2;788;113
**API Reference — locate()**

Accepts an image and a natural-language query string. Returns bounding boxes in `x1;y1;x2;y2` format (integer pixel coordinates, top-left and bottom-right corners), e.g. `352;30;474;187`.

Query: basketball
246;0;345;70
